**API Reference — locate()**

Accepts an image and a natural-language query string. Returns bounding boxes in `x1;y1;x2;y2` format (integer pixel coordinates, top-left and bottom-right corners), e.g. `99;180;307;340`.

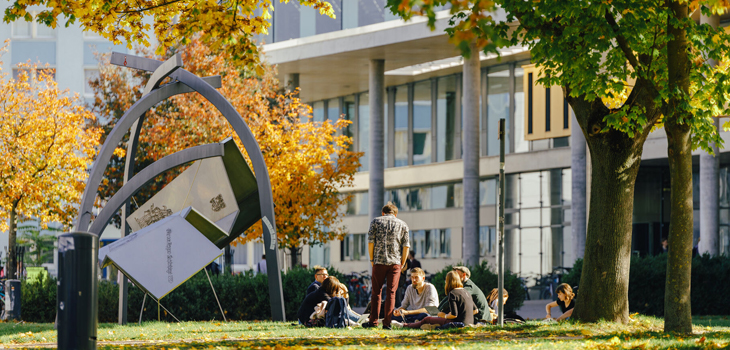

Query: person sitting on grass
298;276;339;325
486;288;508;323
545;283;575;321
306;266;329;296
393;267;438;324
438;266;489;322
403;271;477;330
334;281;362;324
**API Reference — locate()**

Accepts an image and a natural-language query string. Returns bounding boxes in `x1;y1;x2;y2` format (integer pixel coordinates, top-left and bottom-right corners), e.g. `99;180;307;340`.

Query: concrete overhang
262;8;527;102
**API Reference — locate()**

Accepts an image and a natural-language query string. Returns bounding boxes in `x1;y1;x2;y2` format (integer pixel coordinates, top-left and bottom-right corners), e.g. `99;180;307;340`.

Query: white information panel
100;207;223;299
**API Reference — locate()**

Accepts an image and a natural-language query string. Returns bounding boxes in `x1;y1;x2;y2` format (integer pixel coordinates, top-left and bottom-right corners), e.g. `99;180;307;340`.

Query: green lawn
0;315;727;349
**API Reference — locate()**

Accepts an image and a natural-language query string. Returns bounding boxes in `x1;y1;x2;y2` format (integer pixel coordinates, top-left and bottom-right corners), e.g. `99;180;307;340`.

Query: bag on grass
325;296;350;328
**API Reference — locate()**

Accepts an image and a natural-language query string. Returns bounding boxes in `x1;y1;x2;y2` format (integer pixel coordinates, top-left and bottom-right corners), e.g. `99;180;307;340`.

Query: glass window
12;20;31;37
36;23;56;38
310;243;330;267
12;41;56;65
487;66;510;156
720;226;729;256
413;81;432;165
505;174;519;209
358;0;385;26
341;235;350;261
343;95;355;151
274;1;300;42
521;172;541;208
520;227;541;276
394;85;408;167
327;98;340;121
411;230;426;259
84;69;99;96
479;226;496;256
562;168;572;205
438;229;451;258
514;64;529;153
359;92;370;171
407;187;430;210
480;178;497;206
437;76;457;162
358;192;369;216
385;188;408;212
317;0;342;34
312;101;325;122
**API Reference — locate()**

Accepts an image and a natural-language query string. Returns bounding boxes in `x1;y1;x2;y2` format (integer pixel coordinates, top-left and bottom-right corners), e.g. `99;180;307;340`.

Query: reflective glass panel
413;81;432;165
312;101;325;122
359;92;370;171
327;98;340;121
437;76;457;162
521;172;541;208
343;95;355;151
487;66;510;155
394;85;408;167
514;64;529;153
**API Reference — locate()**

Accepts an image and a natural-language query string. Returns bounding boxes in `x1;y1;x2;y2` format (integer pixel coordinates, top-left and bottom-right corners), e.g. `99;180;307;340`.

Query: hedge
21;266;345;323
429;261;526;314
562;254;730;316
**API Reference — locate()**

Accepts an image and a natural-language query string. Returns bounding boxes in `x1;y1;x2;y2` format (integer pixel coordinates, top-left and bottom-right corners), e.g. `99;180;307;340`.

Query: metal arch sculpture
75;52;286;321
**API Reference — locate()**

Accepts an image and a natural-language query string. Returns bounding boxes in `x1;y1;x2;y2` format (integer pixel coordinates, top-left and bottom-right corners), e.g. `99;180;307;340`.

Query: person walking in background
362;202;410;330
257;254;267;275
306;266;329;296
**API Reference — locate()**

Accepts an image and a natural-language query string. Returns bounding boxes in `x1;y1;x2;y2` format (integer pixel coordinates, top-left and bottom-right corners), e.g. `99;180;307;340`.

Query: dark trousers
369;263;401;326
392;312;429;323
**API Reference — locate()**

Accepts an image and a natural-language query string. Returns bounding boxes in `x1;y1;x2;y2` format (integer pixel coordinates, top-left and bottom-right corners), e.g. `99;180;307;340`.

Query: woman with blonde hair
402;271;478;330
545;283;575;321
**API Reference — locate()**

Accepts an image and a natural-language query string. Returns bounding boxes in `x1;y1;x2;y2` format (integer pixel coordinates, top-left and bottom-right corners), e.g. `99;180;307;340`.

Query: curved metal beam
89;143;225;236
75;81;209;232
143;54;182;95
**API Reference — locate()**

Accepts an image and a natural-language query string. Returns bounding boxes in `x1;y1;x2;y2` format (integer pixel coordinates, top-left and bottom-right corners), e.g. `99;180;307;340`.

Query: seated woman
486;288;509;323
545;283;575;321
297;276;339;325
403;271;477;330
333;281;362;324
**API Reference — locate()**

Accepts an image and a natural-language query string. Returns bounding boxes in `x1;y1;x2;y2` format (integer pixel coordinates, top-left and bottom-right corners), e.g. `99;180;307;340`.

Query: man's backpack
325;297;350;328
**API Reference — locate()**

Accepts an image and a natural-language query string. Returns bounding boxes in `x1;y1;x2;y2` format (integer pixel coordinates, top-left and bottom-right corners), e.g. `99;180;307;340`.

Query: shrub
429;261;526;314
565;255;730;316
20;265;346;322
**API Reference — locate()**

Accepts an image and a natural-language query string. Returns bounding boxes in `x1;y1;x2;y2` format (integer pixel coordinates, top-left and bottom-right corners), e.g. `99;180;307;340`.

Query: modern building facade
261;3;730;283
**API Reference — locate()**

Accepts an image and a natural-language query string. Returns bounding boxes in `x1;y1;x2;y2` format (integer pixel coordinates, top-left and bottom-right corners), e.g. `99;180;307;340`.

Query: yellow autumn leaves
0;43;101;232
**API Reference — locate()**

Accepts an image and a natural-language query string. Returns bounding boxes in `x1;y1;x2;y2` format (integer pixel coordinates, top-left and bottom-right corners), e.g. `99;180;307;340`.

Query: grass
0;315;727;349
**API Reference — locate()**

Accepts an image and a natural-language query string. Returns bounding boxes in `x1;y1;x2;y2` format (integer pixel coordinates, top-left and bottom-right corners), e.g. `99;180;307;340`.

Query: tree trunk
7;203;17;280
573;133;644;323
664;0;693;334
289;246;301;268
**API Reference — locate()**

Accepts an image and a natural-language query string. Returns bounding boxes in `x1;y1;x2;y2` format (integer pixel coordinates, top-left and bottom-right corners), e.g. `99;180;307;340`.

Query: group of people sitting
297;265;576;330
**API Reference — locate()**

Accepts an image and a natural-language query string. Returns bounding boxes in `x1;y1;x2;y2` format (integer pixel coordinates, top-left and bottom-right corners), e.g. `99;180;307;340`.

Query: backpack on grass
325;297;350;328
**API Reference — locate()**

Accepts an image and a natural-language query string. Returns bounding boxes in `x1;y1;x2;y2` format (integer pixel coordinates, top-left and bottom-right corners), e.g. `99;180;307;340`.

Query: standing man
363;202;410;330
306;266;329;296
257;254;267;275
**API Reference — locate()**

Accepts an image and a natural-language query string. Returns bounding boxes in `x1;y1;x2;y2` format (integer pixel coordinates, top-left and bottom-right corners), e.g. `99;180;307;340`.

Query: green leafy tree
17;222;59;266
386;0;730;332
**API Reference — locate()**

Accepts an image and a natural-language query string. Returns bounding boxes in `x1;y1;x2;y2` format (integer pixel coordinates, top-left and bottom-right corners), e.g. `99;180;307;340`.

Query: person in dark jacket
438;266;488;321
306;266;329;296
297;276;339;324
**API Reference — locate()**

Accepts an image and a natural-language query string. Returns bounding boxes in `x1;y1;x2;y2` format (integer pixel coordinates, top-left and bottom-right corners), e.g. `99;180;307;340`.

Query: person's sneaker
390;321;403;329
361;322;377;329
420;323;439;331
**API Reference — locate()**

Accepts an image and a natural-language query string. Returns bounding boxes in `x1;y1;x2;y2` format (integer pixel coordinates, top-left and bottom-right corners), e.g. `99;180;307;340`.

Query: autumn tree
3;0;334;70
387;0;730;331
0;55;101;280
90;37;361;268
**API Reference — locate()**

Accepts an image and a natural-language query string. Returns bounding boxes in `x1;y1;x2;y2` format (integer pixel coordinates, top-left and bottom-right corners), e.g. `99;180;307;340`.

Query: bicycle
344;270;371;308
538;267;572;300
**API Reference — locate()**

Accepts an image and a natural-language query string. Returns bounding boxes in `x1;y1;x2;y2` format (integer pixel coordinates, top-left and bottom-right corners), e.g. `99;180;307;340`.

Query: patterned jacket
368;214;410;265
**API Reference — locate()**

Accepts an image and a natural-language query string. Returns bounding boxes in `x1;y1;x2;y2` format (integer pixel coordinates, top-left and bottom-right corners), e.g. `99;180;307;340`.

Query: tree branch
116;0;185;14
605;9;639;70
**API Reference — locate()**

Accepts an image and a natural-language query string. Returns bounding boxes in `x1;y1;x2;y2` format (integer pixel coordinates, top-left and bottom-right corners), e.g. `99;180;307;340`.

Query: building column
463;44;481;267
700;13;721;256
571;111;587;260
369;59;385;221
